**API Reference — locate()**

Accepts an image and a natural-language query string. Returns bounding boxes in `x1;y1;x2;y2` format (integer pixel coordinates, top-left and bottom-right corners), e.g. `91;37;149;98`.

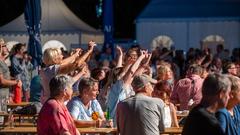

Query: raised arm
134;53;152;76
122;50;147;85
58;41;96;74
72;64;88;82
75;41;96;67
116;45;123;68
61;48;81;65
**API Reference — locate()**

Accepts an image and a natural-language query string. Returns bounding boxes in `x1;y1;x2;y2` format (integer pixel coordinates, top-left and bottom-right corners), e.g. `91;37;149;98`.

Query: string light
96;0;103;18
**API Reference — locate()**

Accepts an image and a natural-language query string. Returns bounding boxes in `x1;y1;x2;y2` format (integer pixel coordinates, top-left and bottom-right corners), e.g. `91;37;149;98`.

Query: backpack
13;102;42;115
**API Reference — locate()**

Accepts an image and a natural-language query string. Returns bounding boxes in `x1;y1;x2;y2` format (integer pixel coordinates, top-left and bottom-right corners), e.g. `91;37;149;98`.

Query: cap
132;74;157;90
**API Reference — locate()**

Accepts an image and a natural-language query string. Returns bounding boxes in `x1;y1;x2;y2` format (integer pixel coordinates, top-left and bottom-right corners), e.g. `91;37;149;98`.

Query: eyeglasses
229;67;237;69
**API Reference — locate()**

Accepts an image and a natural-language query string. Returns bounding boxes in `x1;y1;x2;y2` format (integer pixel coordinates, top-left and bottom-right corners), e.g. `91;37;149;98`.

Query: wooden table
177;113;188;120
0;127;117;134
0;126;182;135
0;127;36;133
78;127;117;135
161;127;183;134
0;112;38;126
7;102;31;109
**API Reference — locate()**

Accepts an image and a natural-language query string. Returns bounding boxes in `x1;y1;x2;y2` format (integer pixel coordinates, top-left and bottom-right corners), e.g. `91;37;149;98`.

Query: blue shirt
216;105;240;135
106;80;134;125
67;96;104;121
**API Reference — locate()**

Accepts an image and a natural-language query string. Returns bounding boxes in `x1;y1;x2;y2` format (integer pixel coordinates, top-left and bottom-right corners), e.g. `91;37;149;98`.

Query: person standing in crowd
67;77;108;127
209;57;223;73
18;51;33;101
214;44;225;60
29;75;42;102
171;64;204;110
107;49;150;125
182;73;231;135
10;44;36;102
37;75;80;135
10;43;27;101
152;81;179;128
216;75;240;135
156;64;174;86
40;41;96;103
0;39;22;105
10;43;26;78
117;74;165;135
97;45;124;110
222;62;238;76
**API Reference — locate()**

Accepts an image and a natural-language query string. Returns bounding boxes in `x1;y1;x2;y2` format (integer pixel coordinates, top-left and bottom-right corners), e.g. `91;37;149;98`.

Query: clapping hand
116;45;123;56
88;41;97;51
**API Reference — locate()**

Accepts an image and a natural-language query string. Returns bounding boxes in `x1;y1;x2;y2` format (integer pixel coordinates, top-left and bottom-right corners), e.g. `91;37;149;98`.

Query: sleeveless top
163;105;172;128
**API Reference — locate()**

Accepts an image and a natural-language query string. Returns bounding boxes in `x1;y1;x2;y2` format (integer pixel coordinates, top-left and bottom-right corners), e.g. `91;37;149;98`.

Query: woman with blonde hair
40;41;96;103
157;64;175;90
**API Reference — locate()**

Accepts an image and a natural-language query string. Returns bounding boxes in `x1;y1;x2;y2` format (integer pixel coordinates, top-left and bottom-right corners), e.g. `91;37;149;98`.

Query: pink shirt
171;74;203;110
37;99;77;135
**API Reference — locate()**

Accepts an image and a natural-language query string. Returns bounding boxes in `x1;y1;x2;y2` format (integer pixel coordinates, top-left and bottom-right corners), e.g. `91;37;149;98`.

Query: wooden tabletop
177;113;188;119
0;112;38;117
0;126;182;134
78;127;117;134
0;127;36;133
7;102;31;108
0;127;117;134
162;127;183;134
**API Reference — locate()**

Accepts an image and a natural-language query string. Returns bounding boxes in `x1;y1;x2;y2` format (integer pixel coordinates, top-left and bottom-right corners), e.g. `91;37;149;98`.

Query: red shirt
37;99;77;135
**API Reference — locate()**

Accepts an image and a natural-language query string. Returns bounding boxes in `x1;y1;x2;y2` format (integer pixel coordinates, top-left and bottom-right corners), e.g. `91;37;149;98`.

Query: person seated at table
215;75;240;135
67;77;110;127
152;81;179;128
116;74;165;135
182;73;231;135
37;75;80;135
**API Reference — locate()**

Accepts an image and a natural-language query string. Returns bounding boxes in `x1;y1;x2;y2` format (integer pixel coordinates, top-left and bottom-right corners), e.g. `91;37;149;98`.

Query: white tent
0;0;104;50
136;0;240;52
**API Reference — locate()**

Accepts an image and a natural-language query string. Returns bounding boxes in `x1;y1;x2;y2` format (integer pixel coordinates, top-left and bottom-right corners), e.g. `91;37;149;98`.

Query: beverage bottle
14;85;22;103
106;107;110;120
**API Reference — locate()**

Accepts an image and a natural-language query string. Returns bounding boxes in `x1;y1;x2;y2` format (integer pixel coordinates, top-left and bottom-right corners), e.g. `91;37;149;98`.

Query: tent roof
137;0;240;20
0;0;102;34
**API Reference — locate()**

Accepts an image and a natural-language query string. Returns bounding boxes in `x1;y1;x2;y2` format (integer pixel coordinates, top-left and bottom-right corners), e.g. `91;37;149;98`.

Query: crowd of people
0;37;240;135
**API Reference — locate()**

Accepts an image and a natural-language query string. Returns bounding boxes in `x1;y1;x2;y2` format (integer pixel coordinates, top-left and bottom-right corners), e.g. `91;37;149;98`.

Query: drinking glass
91;112;99;128
8;110;14;129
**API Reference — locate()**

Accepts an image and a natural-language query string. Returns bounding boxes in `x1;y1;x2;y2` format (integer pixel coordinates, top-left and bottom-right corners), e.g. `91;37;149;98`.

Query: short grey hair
49;74;74;98
202;73;231;97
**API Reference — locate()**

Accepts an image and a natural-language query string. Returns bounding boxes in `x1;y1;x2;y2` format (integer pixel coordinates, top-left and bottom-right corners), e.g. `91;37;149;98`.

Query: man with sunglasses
0;38;22;107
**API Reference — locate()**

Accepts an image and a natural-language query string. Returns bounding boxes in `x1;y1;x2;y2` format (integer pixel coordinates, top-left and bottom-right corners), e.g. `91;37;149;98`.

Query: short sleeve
51;111;69;134
46;65;60;76
67;99;81;120
47;104;71;134
92;100;104;119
